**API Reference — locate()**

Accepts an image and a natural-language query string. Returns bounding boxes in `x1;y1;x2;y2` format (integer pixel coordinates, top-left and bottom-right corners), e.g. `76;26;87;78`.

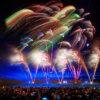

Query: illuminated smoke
88;47;100;68
9;49;24;64
88;54;99;68
54;48;80;71
10;54;23;63
29;49;51;67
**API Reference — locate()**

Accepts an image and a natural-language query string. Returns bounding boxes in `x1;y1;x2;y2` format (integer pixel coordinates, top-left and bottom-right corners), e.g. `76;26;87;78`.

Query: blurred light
84;81;88;83
86;43;89;47
78;37;81;41
58;82;61;84
28;81;31;84
46;81;49;84
31;81;34;84
90;81;93;84
42;97;48;100
63;80;67;83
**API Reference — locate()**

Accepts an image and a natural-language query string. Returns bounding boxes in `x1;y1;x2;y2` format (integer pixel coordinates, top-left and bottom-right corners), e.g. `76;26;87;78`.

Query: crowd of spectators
0;86;100;100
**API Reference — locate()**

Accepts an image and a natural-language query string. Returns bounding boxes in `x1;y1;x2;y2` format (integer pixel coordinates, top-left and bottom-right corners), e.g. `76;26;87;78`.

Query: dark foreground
0;86;100;100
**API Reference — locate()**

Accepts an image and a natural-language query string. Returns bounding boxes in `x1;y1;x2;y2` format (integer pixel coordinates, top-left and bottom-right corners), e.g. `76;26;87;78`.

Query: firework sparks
0;1;96;83
87;47;100;81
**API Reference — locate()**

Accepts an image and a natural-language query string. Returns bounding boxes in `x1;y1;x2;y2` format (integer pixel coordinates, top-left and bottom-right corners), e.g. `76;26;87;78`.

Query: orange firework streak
80;56;91;81
19;52;33;82
92;62;99;82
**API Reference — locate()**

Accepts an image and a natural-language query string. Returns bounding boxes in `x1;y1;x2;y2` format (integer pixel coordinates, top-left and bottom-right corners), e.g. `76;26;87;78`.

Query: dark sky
0;0;100;38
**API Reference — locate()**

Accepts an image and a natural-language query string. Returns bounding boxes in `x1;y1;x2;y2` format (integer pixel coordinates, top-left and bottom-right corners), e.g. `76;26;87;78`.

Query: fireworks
54;48;81;81
0;1;96;83
87;46;100;81
54;48;79;68
1;1;94;52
